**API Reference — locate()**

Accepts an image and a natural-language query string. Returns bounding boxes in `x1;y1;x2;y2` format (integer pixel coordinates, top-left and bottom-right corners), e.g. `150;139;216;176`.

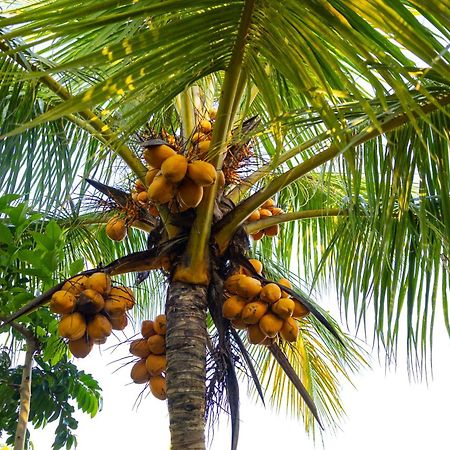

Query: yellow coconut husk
161;154;188;183
292;300;310;318
50;290;76;315
241;301;269;324
280;317;299;342
199;119;212;134
197;140;210;157
153;315;167;335
149;375;167;400
141;320;156;338
77;289;105;314
187;161;217;186
270;207;284;216
108;286;135;310
105;216;127;241
222;296;247;320
223;274;247;295
247;210;260;222
259;208;272;218
271;298;295;319
259;283;282;304
251;230;264;241
230;317;247;329
130;338;151;358
278;278;292;298
264;224;279;237
143;144;176;168
247;324;268;345
103;298;127;317
145;354;167;376
68;335;93;358
87;314;112;340
58;313;86;340
261;199;276;209
259;313;283;338
147;334;166;355
62;275;89;295
147;174;176;204
176;177;203;209
145;167;159;186
130;359;150;384
86;272;111;295
110;314;128;331
236;276;262;299
217;170;225;189
192;132;207;143
137;191;149;204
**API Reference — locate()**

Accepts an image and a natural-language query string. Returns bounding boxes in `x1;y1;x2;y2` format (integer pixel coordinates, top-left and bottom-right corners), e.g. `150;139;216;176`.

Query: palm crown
0;1;449;449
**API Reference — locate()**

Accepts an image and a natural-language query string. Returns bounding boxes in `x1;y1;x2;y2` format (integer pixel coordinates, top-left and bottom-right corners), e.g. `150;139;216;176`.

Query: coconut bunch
222;260;309;345
50;272;135;358
246;198;284;240
129;314;167;401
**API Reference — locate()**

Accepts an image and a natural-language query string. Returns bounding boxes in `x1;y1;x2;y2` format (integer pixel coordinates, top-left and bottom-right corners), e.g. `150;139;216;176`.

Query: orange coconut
87;314;112;340
58;313;86;341
50;290;76;315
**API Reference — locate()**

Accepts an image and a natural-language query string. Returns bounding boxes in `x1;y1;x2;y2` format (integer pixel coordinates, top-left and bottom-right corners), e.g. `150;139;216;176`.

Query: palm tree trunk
166;281;208;450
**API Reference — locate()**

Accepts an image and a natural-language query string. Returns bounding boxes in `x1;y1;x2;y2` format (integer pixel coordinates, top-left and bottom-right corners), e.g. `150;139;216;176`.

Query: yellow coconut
187;161;217;186
259;283;282;304
292;300;310;318
145;167;159;186
161;154;188;183
241;259;263;276
259;208;272;218
217;170;226;189
103;298;126;317
58;313;86;341
86;272;111;295
192;132;207;143
278;278;292;298
148;174;176;204
264;224;279;237
241;301;268;324
137;191;149;204
176;177;203;209
261;199;276;209
236;276;262;299
153;315;167;335
76;289;105;315
197;140;210;157
143;144;176;168
199;119;212;134
108;286;135;310
105;216;127;241
224;274;247;294
222;296;247;320
141;320;156;338
149;375;167;400
50;290;76;315
62;275;89;295
247;210;260;222
68;335;93;358
270;207;284;216
110;314;128;331
259;313;283;338
280;317;299;342
87;314;112;340
130;338;151;358
147;334;166;355
271;298;295;319
130;359;150;384
247;324;268;345
251;230;264;241
145;354;167;376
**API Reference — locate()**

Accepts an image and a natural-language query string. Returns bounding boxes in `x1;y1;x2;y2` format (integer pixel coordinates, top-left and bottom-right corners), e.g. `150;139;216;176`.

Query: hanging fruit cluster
50;272;135;358
222;260;309;345
246;198;284;240
129;314;167;401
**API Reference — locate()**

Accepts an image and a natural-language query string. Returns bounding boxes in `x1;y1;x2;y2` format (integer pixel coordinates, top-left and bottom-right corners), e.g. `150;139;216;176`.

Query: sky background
24;295;450;450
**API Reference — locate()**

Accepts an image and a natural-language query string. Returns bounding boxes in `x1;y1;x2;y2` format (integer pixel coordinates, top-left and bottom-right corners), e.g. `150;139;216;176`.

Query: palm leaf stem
244;208;346;234
214;93;450;251
0;40;147;181
174;0;256;284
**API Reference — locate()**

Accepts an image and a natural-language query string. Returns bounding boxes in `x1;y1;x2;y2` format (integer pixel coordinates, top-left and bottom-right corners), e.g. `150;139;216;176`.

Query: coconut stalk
0;317;39;450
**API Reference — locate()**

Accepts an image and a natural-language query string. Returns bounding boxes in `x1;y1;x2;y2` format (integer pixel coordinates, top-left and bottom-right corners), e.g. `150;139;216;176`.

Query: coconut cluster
51;272;135;358
222;260;309;345
129;314;167;401
246;198;284;240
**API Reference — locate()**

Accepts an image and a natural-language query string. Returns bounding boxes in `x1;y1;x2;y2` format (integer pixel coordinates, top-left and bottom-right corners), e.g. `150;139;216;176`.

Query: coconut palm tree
0;1;449;449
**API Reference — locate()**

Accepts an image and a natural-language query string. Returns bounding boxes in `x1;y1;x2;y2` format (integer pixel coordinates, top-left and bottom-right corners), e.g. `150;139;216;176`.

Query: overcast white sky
24;300;450;450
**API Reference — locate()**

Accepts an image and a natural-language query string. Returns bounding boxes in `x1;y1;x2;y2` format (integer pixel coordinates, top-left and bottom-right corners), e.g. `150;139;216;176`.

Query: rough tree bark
166;281;208;450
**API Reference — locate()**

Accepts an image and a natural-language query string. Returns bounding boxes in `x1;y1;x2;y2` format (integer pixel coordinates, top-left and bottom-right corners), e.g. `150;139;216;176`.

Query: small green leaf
0;223;14;244
69;258;84;276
